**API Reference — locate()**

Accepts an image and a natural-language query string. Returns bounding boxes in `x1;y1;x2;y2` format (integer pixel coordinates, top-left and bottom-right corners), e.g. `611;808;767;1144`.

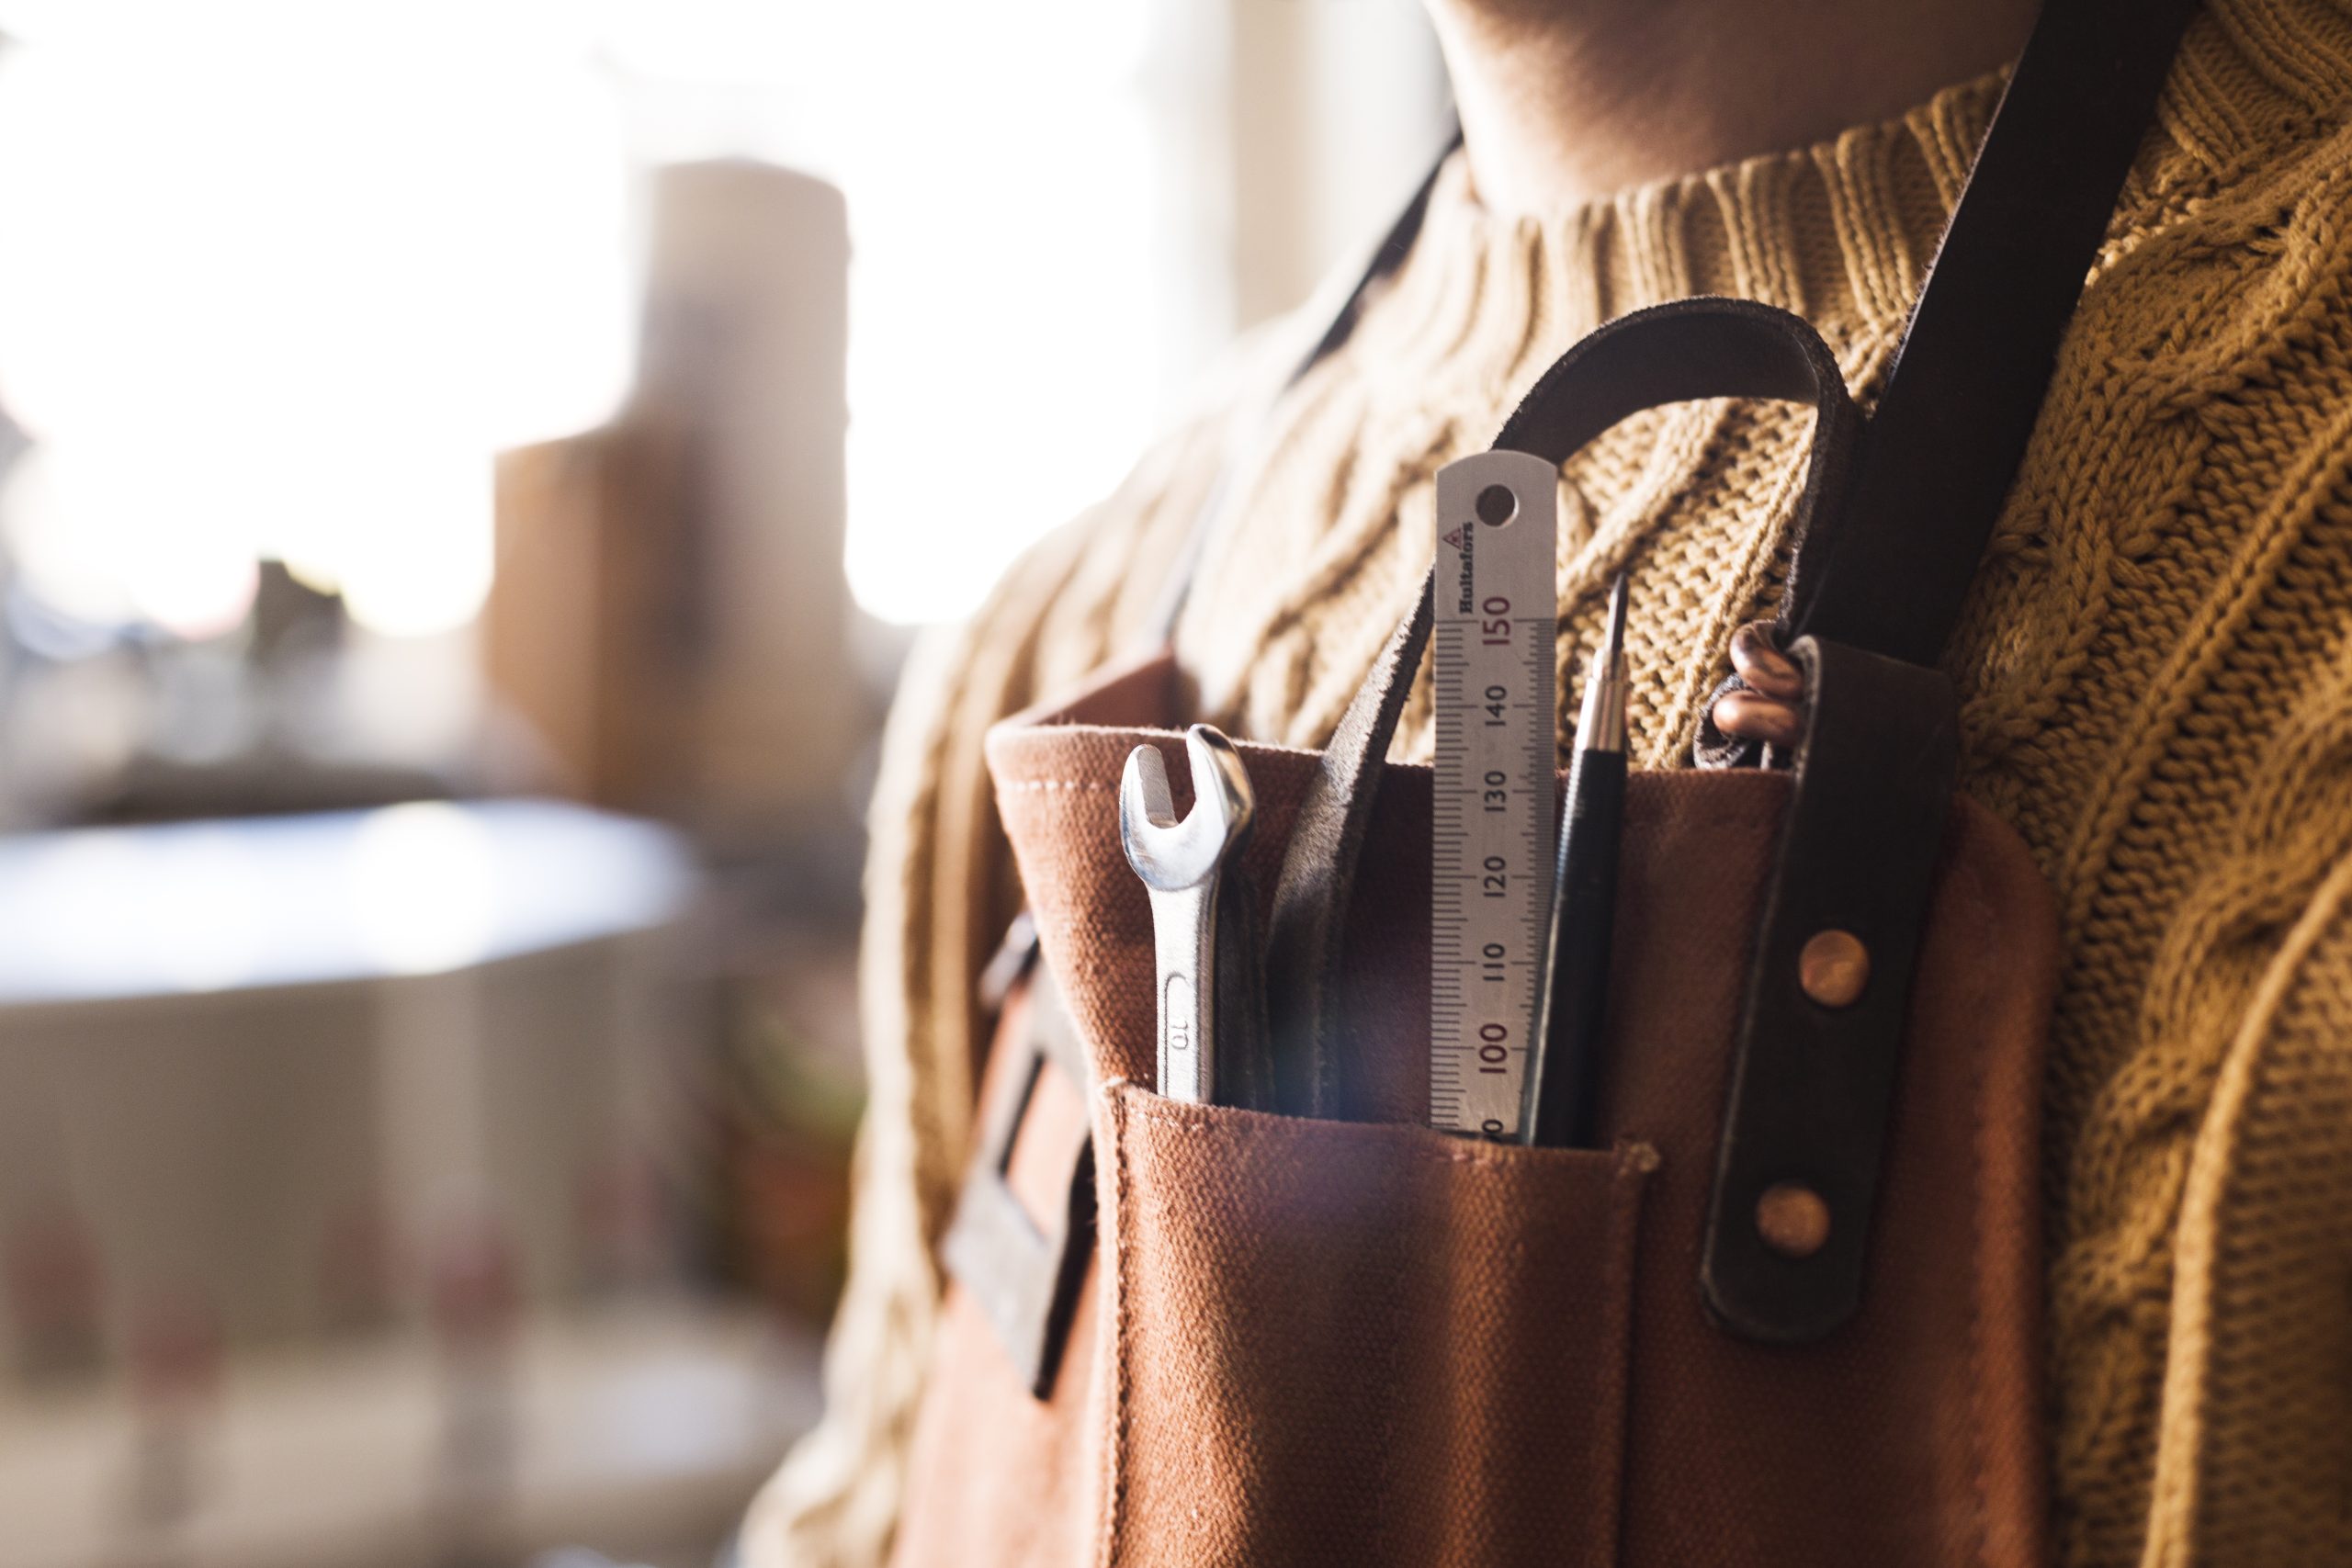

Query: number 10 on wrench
1120;727;1256;1104
1430;451;1558;1138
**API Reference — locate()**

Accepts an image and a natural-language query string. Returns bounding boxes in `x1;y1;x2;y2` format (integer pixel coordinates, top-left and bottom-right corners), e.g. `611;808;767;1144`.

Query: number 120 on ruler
1430;451;1557;1139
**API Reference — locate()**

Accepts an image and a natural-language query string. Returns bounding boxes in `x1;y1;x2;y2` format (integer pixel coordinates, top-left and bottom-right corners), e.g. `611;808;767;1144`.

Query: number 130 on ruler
1431;451;1557;1139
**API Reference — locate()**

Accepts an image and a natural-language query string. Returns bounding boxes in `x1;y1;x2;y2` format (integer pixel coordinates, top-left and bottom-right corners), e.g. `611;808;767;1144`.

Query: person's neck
1426;0;2041;215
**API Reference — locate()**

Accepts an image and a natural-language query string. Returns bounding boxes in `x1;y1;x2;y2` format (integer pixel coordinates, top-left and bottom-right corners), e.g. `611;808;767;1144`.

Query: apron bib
890;1;2197;1561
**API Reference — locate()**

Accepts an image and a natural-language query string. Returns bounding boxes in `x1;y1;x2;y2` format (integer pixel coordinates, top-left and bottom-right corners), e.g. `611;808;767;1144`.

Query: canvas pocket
1096;1082;1654;1568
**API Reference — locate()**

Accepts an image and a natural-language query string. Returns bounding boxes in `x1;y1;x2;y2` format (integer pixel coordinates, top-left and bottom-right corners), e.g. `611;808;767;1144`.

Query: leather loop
1489;298;1860;533
1266;299;1856;1114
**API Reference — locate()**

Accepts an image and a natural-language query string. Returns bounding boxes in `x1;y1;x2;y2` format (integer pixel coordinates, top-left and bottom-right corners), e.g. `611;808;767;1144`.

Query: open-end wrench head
1119;725;1255;892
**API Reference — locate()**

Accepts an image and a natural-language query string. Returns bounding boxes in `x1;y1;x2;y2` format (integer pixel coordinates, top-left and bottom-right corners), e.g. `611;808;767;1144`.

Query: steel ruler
1430;450;1558;1138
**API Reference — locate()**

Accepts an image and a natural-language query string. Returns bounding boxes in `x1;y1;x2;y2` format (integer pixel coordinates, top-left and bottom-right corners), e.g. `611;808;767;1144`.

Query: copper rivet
1798;929;1870;1009
1756;1183;1833;1258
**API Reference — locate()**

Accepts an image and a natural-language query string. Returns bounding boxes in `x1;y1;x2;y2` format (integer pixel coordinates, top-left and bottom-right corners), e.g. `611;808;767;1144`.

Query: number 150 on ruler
1431;451;1557;1139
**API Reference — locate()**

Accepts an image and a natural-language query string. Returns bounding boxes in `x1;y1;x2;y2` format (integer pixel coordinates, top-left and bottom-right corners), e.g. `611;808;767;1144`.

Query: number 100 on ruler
1431;451;1557;1139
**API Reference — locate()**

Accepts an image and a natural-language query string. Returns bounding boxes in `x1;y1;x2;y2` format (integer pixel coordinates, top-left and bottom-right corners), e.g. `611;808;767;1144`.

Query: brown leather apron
889;2;2197;1562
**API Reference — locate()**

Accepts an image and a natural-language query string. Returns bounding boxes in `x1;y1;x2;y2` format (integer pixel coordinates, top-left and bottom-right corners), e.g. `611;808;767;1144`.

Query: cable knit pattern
743;4;2352;1563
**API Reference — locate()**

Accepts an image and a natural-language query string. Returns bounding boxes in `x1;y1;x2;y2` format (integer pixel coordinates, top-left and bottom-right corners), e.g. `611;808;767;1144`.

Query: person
743;0;2352;1562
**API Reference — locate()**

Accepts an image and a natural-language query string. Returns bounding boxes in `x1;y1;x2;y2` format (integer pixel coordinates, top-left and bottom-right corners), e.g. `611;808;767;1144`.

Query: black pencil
1522;574;1629;1148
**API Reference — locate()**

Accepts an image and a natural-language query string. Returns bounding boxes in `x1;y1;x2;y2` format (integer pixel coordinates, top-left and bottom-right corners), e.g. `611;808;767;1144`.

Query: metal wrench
1119;726;1255;1104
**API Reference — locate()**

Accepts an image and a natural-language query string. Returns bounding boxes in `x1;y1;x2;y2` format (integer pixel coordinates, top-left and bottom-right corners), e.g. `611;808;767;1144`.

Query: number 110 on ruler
1431;451;1557;1139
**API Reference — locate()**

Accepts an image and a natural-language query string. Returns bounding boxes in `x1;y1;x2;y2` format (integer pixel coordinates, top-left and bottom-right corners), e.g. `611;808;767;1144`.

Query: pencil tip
1575;573;1631;753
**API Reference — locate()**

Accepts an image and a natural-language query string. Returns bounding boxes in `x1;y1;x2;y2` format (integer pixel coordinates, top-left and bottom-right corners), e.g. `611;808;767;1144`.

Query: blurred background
0;3;1446;1565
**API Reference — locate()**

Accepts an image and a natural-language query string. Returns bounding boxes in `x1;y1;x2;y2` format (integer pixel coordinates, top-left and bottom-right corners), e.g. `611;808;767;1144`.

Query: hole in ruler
1475;483;1518;527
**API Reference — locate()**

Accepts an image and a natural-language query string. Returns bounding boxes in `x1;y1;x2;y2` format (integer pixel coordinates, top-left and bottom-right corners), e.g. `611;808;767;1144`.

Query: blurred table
0;800;813;1565
0;800;708;1365
0;798;695;1006
0;1297;820;1568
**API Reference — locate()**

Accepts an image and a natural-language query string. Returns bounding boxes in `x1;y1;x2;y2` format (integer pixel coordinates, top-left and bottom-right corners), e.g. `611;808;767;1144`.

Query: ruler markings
1428;450;1558;1139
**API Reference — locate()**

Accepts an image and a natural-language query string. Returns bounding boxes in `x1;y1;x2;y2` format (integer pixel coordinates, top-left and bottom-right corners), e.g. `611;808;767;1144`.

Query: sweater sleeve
2141;839;2352;1563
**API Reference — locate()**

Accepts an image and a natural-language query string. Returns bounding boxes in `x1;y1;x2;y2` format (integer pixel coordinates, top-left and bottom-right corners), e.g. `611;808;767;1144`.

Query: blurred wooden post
487;164;854;849
1225;0;1451;331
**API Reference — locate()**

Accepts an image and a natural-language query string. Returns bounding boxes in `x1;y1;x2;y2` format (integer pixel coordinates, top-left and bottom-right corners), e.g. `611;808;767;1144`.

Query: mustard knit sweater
748;2;2352;1562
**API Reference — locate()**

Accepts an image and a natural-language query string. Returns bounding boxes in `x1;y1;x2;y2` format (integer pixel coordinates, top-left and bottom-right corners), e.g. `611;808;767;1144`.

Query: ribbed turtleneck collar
1348;0;2352;395
1354;71;2003;393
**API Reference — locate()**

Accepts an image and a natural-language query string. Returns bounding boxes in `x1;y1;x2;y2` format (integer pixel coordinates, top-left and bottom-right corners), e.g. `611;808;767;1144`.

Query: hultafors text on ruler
1430;450;1557;1138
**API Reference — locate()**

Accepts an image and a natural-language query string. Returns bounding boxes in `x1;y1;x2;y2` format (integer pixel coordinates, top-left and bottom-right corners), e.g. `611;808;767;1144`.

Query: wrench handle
1146;884;1217;1103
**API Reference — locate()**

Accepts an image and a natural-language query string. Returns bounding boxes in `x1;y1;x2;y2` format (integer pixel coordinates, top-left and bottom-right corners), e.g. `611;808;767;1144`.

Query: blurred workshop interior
0;3;1446;1566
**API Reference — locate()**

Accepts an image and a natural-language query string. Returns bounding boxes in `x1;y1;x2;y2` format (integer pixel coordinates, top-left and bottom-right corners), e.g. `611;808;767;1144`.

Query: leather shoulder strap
1699;0;2198;1343
1147;134;1461;648
1786;0;2199;664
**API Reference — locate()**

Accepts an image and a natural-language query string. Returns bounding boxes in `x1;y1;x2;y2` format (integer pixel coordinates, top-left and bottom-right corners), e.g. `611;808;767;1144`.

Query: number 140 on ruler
1430;450;1557;1138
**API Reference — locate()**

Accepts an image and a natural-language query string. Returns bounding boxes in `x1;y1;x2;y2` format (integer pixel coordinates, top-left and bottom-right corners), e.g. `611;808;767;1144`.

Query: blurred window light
311;453;499;639
0;0;1222;634
0;0;601;49
0;800;694;1003
3;445;261;639
600;0;1195;627
0;3;634;639
349;800;498;976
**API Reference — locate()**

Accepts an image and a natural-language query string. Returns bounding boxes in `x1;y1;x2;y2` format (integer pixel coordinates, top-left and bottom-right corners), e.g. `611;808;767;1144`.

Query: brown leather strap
1788;0;2200;668
1146;132;1462;649
1699;640;1958;1341
1487;296;1860;487
1266;299;1856;1119
1693;0;2194;1339
1697;0;2200;763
